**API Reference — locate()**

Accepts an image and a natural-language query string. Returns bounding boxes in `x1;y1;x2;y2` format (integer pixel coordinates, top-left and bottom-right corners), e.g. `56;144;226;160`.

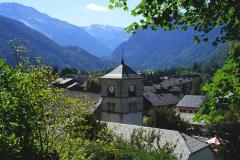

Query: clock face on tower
108;85;115;94
129;84;135;92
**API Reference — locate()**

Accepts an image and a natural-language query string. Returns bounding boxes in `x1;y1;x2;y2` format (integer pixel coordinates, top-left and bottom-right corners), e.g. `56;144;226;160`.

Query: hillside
83;24;129;50
113;28;228;69
0;2;112;57
0;15;114;70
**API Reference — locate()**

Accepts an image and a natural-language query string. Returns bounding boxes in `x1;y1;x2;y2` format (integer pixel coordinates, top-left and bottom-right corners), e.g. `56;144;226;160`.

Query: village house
52;77;86;91
176;95;207;135
155;77;192;96
176;95;206;114
143;92;180;113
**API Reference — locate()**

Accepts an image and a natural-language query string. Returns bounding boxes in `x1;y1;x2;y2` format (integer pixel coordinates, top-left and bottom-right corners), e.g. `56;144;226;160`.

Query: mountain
0;2;112;57
0;15;114;70
113;28;228;69
83;24;130;50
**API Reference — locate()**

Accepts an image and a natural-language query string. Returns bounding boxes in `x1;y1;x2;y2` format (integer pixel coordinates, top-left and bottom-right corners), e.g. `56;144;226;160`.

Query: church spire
121;49;125;65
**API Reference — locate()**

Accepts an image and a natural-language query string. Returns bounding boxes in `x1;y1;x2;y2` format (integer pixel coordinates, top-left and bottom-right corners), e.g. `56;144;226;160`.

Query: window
107;102;111;111
129;102;133;112
129;102;137;112
133;102;137;111
111;103;115;112
107;102;115;112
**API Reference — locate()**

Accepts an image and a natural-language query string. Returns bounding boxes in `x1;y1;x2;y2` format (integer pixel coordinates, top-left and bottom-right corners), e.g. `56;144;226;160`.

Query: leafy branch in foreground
194;43;240;159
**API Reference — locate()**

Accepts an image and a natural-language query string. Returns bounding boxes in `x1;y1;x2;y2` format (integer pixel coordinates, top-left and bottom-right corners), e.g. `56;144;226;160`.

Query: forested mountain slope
113;28;227;69
0;15;114;70
0;3;112;57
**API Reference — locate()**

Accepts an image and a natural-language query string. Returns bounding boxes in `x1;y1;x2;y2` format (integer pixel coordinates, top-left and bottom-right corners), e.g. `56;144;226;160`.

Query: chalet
176;95;206;114
66;82;85;91
155;77;192;95
143;92;180;113
52;78;86;91
53;78;76;88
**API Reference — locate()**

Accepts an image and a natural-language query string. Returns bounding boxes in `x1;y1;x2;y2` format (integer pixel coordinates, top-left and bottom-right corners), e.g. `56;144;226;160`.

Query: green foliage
195;43;240;123
0;58;97;159
109;0;240;44
60;67;78;77
195;43;240;159
145;108;191;134
191;77;202;95
0;58;58;159
114;128;176;160
86;78;101;93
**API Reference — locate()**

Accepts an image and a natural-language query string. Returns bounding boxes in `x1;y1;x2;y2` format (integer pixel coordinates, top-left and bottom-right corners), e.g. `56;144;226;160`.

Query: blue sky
0;0;140;27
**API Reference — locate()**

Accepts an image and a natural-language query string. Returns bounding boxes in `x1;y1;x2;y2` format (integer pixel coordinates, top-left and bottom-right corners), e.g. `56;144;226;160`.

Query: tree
86;78;101;93
52;65;59;75
60;67;78;77
145;108;191;134
194;43;240;159
191;77;202;95
196;44;240;159
0;58;57;159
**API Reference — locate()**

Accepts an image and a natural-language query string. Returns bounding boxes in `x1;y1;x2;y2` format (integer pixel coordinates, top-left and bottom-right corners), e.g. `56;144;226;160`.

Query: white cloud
85;3;108;12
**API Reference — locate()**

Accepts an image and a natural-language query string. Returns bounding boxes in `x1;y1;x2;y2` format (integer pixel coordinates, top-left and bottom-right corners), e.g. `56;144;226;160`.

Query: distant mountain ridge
113;28;228;69
0;2;112;57
83;24;130;51
0;15;114;70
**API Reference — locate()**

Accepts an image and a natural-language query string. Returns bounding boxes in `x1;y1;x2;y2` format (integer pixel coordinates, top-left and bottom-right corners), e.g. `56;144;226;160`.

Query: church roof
101;61;143;79
105;122;209;160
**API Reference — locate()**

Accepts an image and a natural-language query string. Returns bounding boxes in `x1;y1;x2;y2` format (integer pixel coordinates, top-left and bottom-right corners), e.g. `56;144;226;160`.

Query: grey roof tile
181;133;208;153
176;95;206;108
143;92;180;106
159;78;192;88
101;63;143;79
105;122;209;160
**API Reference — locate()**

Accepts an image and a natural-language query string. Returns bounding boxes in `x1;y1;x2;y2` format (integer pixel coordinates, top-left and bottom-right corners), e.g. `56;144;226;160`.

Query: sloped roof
181;133;208;153
59;78;74;85
159;78;192;88
101;62;143;79
106;122;209;160
176;95;206;108
144;86;156;92
143;92;180;106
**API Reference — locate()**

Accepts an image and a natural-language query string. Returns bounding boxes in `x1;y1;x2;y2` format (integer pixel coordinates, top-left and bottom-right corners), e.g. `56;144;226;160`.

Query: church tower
100;59;144;125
